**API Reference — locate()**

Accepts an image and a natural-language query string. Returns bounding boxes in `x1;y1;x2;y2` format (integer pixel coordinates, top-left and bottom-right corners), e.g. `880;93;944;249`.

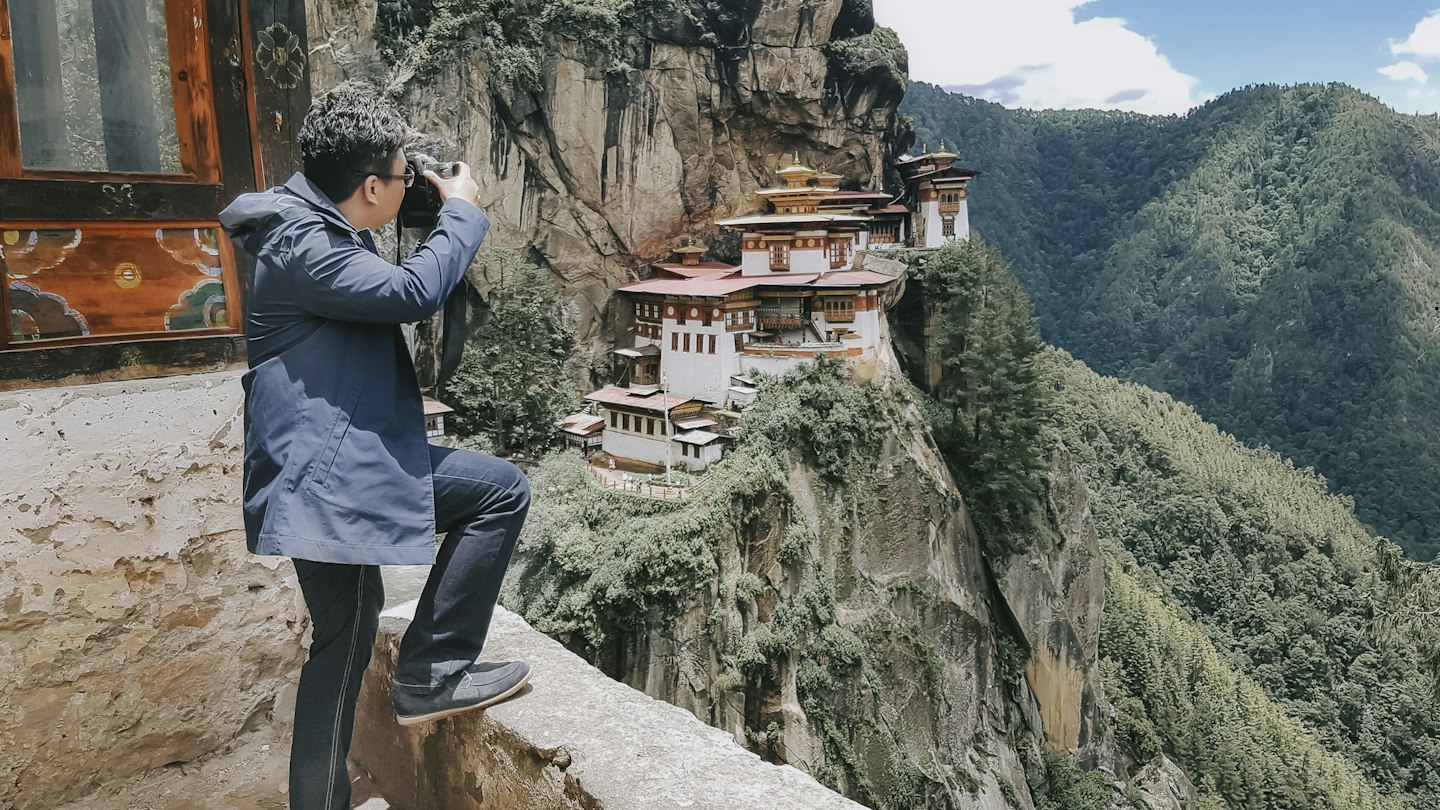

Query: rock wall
993;447;1110;761
0;373;303;809
587;367;1050;809
305;0;909;385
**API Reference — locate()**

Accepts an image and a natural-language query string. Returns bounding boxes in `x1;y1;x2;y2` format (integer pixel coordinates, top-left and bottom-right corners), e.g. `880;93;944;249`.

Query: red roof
620;269;897;297
869;204;910;215
811;270;900;287
654;262;740;279
583;385;700;414
422;397;455;416
559;414;605;435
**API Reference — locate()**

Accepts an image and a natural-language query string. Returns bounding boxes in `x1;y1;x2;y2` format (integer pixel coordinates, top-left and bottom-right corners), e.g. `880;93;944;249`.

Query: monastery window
823;297;856;323
609;411;618;428
942;217;955;238
769;241;789;271
683;333;691;352
0;0;303;390
621;413;630;431
671;332;679;351
828;239;847;269
735;334;744;352
708;334;716;354
645;417;654;435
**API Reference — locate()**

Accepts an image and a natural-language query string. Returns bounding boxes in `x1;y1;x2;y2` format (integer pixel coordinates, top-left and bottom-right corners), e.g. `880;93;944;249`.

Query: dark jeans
288;445;531;810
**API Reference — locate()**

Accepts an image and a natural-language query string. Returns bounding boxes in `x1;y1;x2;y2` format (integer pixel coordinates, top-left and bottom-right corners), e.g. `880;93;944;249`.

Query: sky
872;0;1440;116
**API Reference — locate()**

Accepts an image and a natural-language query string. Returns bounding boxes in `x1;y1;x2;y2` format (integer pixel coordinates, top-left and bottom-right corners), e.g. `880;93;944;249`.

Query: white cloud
1379;60;1429;84
1391;10;1440;59
872;0;1205;115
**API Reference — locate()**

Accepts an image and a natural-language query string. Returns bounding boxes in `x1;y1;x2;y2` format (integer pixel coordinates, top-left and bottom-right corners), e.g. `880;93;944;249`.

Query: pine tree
921;240;1053;549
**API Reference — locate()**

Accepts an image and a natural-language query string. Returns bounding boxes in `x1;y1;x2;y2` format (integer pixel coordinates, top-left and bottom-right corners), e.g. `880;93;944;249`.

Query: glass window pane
9;0;182;173
4;224;230;344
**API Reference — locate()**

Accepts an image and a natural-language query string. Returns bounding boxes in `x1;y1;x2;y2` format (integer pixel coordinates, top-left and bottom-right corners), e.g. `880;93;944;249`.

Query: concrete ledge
352;605;865;810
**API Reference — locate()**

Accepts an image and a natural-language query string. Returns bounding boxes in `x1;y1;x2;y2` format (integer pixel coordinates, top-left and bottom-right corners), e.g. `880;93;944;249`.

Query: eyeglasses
354;167;416;187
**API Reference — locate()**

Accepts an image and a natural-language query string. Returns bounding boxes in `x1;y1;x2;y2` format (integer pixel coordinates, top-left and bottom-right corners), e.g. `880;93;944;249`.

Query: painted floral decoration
256;22;305;90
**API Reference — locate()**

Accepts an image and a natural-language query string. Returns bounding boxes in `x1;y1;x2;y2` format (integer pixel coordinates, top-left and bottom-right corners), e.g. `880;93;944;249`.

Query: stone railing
351;604;866;810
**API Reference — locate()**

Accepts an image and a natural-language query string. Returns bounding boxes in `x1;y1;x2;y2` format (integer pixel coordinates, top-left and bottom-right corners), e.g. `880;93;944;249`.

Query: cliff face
601;370;1049;808
306;0;909;382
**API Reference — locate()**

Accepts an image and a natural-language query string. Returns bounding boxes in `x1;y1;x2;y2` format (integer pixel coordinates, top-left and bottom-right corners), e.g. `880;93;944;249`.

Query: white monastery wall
923;201;944;249
740;353;811;378
790;246;829;274
0;372;304;810
740;248;771;276
955;199;971;241
852;308;883;348
601;422;674;468
660;316;733;403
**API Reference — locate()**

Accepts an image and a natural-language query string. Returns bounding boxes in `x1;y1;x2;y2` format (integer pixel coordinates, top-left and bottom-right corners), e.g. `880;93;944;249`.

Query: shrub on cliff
442;249;577;454
375;0;677;91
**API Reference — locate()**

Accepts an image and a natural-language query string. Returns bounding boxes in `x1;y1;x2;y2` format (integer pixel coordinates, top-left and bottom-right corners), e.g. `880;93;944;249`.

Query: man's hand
425;161;481;208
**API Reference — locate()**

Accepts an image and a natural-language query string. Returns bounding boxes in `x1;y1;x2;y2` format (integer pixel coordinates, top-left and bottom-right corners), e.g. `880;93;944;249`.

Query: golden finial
939;138;946;151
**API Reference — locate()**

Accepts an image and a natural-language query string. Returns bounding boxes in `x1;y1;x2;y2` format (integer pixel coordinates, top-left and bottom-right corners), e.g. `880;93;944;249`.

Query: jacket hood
219;172;356;240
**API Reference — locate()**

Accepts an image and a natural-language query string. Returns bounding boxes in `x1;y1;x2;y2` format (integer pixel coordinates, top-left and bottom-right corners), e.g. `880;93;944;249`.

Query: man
219;89;532;810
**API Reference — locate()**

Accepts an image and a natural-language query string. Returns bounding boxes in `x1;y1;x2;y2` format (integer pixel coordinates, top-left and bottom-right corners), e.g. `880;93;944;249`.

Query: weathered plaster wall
0;372;304;809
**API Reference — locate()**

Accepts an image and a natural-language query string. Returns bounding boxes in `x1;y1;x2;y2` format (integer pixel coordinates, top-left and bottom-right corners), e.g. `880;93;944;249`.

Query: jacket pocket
308;381;364;489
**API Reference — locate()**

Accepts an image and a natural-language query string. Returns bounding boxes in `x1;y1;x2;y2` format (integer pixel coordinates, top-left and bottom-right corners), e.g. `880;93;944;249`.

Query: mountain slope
903;82;1440;559
1047;349;1440;807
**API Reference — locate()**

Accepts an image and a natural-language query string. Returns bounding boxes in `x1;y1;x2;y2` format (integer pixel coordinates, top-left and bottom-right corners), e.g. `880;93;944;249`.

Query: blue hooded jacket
219;173;489;564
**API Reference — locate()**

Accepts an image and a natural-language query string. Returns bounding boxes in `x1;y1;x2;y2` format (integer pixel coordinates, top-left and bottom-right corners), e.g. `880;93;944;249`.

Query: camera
398;153;458;230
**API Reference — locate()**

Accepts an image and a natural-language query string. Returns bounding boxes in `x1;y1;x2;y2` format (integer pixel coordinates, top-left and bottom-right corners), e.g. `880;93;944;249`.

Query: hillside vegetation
903;81;1440;560
1048;350;1440;808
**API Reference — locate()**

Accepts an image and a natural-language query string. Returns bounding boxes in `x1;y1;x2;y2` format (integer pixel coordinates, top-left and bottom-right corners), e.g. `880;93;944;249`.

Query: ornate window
822;297;855;323
0;0;310;389
768;241;789;271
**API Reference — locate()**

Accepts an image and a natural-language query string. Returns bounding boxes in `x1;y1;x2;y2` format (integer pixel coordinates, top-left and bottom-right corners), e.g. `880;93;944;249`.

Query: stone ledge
352;605;865;810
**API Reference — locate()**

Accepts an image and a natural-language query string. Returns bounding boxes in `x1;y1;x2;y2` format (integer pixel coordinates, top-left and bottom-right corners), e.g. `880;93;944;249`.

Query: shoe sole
394;668;533;727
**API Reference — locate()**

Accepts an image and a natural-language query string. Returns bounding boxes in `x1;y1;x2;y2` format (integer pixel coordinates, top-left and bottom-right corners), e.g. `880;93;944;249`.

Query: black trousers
287;445;531;810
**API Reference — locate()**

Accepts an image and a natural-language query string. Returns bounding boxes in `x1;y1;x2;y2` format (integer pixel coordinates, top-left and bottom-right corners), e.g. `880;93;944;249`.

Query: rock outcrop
992;447;1110;762
305;0;911;385
352;605;868;810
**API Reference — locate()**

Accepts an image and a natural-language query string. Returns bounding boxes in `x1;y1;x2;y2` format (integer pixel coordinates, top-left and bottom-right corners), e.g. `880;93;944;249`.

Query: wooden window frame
769;241;789;271
0;0;307;392
0;0;221;185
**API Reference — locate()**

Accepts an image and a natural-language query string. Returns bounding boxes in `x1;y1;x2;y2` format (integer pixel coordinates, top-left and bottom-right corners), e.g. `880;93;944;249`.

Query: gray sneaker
393;661;532;726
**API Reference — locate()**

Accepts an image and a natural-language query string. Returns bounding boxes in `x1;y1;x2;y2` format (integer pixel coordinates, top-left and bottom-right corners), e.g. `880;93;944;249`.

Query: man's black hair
299;88;410;205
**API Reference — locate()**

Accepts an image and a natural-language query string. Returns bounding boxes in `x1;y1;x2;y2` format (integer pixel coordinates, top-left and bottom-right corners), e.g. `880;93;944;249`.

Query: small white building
896;142;978;248
423;397;455;439
558;413;605;453
582;385;722;471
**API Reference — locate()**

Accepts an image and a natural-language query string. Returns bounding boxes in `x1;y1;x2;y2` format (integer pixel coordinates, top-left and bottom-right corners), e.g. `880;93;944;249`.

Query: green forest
913;242;1439;808
1049;350;1440;808
901;81;1440;560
